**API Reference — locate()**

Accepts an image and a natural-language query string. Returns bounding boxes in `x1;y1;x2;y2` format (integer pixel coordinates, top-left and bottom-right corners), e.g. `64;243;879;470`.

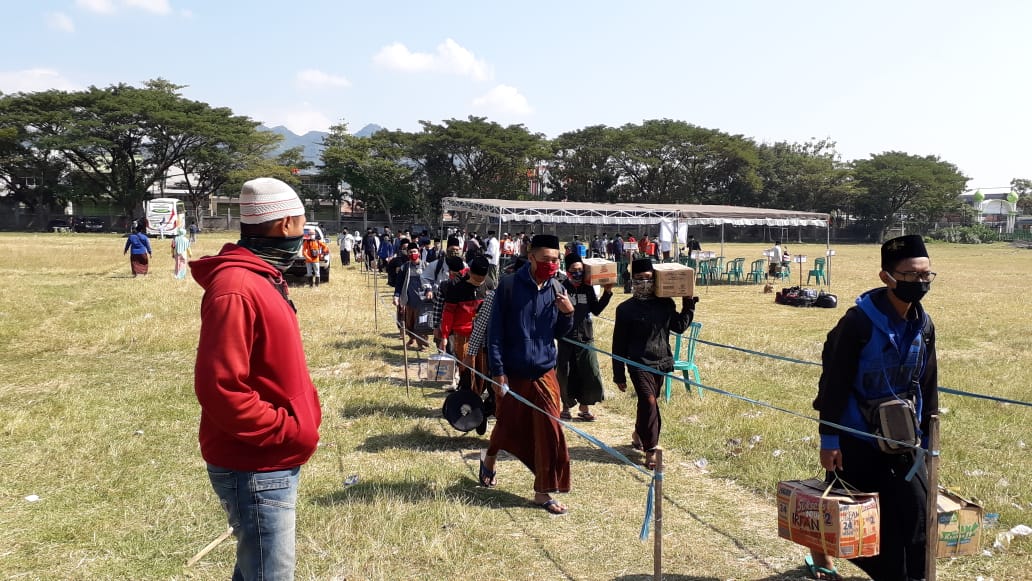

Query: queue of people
179;178;937;581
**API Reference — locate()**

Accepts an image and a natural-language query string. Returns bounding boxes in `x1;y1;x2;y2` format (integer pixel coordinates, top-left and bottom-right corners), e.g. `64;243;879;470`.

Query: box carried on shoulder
581;258;619;286
652;263;695;298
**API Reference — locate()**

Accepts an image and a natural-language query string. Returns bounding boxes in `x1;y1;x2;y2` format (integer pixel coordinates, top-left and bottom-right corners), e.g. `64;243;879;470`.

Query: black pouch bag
859;395;920;454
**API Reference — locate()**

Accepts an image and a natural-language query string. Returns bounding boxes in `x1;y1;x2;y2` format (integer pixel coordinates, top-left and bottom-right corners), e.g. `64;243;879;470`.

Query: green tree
608;120;762;204
171;114;279;224
547;125;621;202
852;152;969;241
16;79;246;219
755;139;854;212
320;123;416;230
1011;178;1032;214
0;117;74;226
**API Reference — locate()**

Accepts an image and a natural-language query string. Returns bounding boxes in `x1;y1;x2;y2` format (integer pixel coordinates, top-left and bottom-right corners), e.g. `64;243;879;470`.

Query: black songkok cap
469;256;490;276
631;258;654;274
564;253;582;270
445;255;465;272
881;235;928;270
447;236;460;248
530;234;560;250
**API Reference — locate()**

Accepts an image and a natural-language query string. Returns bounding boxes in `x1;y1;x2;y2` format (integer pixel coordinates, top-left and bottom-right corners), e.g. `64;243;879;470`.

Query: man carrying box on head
809;234;939;581
612;258;698;470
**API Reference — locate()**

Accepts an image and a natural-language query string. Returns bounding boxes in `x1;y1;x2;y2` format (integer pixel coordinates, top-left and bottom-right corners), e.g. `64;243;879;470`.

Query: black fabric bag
413;299;435;335
815;292;838;308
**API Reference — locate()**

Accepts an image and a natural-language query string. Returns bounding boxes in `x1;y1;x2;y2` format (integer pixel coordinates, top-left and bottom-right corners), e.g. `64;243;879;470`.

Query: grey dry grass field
0;232;1029;580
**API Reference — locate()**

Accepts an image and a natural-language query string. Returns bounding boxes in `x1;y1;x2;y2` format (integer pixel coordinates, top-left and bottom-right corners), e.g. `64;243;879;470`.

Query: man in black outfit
810;234;938;581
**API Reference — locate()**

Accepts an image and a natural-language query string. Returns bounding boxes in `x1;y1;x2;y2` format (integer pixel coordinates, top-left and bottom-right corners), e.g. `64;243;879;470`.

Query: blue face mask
569;271;584;283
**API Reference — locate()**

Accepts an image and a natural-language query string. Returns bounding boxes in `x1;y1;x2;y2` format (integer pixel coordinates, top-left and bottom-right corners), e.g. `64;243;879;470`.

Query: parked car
46;218;70;231
74;217;106;233
284;222;331;283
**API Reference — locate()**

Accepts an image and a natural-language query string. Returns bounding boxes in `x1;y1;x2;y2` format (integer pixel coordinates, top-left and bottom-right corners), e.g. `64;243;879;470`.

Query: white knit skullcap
239;177;306;224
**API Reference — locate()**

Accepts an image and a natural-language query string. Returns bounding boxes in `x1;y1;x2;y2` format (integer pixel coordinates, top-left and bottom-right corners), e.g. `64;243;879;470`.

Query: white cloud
296;69;351;89
372;38;492;81
75;0;173;15
76;0;116;13
472;85;533;115
180;8;192;18
46;12;75;33
122;0;172;15
0;69;79;93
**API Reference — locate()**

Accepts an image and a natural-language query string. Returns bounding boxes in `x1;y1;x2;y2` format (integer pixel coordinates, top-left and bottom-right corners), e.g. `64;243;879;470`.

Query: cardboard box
777;479;880;559
581;258;619;286
936;487;983;558
425;354;456;383
652;263;695;297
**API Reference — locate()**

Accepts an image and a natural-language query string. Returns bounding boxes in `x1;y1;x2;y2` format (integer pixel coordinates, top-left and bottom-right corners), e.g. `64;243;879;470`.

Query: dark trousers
832;435;928;581
340;250;351;266
629;367;663;450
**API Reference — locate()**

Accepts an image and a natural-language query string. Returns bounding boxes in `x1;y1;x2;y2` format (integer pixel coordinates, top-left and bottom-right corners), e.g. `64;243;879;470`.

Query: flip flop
631;433;643;450
535;498;568;515
804;554;841;580
559;410;572;420
577;411;596;421
478;451;496;488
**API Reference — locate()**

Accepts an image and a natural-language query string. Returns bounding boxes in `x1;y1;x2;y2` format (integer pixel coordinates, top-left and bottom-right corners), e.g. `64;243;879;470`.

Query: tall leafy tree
755;139;854;212
852;151;968;240
1011;178;1032;214
547;125;621;202
18;79;247;219
320;123;416;230
0;114;74;226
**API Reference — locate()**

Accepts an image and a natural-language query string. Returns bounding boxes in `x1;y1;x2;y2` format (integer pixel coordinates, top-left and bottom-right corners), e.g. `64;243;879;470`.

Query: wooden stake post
925;414;940;581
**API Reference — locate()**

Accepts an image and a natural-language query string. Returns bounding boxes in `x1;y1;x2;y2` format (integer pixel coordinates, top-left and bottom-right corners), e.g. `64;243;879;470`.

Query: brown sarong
130;253;149;275
487;370;571;494
629;367;663;451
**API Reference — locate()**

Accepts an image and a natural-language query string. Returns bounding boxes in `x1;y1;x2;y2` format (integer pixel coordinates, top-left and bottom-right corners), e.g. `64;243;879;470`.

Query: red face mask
409;253;419;262
533;259;558;281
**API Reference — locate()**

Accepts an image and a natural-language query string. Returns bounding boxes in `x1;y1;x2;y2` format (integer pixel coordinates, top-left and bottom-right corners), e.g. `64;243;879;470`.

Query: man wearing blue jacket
810;234;938;581
480;234;575;515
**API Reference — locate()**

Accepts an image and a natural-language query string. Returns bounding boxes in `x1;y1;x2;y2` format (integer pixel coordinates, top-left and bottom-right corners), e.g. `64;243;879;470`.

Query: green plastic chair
807;257;827;285
746;259;766;283
664;321;703;401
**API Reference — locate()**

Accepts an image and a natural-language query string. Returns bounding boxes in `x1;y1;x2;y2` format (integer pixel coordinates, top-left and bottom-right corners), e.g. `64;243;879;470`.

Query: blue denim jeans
207;464;300;581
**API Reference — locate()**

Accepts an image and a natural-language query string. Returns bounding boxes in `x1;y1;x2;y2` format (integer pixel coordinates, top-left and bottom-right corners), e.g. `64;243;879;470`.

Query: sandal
804;554;841;580
534;498;568;515
559;410;572;421
631;433;643;451
478;451;496;488
577;411;596;421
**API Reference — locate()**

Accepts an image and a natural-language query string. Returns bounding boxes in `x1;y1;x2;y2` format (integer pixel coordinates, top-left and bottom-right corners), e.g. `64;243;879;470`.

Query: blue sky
3;0;1029;192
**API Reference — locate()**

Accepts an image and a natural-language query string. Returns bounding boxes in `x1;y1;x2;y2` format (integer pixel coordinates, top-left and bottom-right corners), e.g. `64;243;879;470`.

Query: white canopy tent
441;197;831;257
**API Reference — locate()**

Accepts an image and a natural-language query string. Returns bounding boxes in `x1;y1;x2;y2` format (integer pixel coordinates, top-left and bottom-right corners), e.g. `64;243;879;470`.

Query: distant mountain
260;124;384;164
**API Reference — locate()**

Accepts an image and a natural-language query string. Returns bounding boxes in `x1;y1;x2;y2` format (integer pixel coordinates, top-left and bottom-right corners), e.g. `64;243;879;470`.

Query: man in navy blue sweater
481;234;575;515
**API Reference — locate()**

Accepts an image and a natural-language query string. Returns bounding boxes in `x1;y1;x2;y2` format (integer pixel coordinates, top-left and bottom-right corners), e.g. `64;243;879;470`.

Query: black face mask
892;280;930;304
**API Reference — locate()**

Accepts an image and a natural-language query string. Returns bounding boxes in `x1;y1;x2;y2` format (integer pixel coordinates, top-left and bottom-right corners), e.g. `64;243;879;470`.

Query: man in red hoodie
191;177;322;580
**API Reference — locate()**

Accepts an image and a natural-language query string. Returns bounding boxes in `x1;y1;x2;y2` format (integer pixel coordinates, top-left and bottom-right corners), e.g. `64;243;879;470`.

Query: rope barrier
591;312;1032;408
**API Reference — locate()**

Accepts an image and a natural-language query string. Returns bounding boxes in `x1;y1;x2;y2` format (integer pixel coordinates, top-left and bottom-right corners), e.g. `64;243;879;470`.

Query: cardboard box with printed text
652;263;695;297
936;487;983;558
581;258;619;286
777;479;880;559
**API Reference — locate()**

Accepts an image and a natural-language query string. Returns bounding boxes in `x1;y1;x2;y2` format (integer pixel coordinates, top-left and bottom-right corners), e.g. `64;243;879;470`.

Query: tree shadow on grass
310;476;528;511
659;493;791;577
613;576;722;581
356;425;488;454
337;401;445;421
